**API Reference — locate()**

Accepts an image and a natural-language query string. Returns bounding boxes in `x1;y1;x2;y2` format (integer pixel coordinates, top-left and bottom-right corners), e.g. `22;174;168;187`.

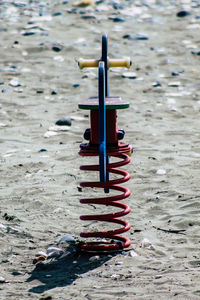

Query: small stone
38;149;47;152
81;14;96;20
152;81;162;87
129;250;138;257
0;276;6;283
12;271;22;276
73;0;95;7
52;11;63;16
122;72;137;79
54;56;64;62
168;82;181;87
77;186;82;192
123;34;148;41
44;131;58;138
9;79;21;87
112;2;125;10
52;45;62;52
89;255;100;262
191;50;200;56
22;31;36;36
2;88;11;93
108;16;125;22
39;296;53;300
176;10;190;18
156;169;166;175
55;117;72;126
171;71;180;76
36;90;44;94
140;238;153;249
73;84;80;88
51;90;57;95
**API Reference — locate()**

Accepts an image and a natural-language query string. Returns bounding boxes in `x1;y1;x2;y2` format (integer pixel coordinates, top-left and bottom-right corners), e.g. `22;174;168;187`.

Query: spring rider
78;34;132;252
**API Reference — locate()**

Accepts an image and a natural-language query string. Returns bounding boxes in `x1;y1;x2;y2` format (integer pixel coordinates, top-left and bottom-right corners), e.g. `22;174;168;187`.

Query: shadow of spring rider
78;34;132;252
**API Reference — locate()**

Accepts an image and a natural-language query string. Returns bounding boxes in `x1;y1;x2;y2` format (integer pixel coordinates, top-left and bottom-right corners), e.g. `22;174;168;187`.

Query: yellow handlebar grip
78;57;132;69
78;58;99;70
108;58;132;69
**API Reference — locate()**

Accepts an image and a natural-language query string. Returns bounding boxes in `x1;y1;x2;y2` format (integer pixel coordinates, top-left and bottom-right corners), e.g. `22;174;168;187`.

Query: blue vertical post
102;34;109;97
101;34;109;192
98;62;106;183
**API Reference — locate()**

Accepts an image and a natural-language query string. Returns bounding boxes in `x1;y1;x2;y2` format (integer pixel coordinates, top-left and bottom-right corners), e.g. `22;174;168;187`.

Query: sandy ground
1;0;200;299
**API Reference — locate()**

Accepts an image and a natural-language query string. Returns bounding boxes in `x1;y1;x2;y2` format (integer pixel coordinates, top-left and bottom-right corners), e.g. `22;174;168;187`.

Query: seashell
46;246;64;258
58;235;76;245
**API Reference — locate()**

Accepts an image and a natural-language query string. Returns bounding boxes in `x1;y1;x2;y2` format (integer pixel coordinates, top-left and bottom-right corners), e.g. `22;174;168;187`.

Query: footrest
78;96;129;110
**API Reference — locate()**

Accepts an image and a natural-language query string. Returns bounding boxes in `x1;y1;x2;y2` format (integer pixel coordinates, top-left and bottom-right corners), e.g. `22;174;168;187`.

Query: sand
0;0;200;299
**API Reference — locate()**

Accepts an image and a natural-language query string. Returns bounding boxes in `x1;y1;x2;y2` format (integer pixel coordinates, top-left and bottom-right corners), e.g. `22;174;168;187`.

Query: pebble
53;56;64;62
122;72;137;79
2;88;11;93
22;31;36;36
12;271;22;276
123;34;148;41
108;16;125;22
152;81;162;87
81;14;96;20
129;250;138;257
176;10;190;18
36;90;44;94
156;169;166;175
55;117;72;126
52;11;63;16
171;71;180;76
0;276;6;283
168;81;181;87
44;131;58;138
9;79;21;87
73;0;95;7
51;90;58;95
73;84;80;88
49;125;69;132
52;45;62;52
191;50;200;56
140;238;154;249
89;255;100;262
38;148;47;152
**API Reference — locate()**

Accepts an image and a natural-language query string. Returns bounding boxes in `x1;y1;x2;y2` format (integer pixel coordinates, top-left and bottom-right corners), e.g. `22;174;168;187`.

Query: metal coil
79;150;131;252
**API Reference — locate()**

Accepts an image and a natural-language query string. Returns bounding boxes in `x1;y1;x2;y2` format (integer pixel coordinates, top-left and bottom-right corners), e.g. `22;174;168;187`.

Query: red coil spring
79;144;131;252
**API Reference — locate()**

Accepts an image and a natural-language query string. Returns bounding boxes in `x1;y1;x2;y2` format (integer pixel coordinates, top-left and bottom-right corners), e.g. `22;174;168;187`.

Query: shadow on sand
27;252;115;294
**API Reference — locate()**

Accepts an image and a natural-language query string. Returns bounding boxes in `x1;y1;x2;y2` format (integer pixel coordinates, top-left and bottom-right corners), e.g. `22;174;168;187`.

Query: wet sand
1;0;200;299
